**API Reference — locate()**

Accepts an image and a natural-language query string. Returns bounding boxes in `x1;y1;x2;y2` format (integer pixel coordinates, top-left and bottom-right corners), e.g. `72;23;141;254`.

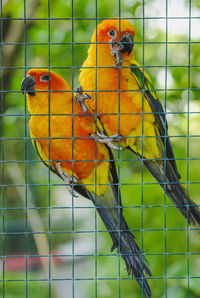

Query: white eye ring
40;74;51;82
108;29;117;38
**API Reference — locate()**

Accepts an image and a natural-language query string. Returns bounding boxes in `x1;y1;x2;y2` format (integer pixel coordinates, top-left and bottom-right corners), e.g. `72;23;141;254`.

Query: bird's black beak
120;33;134;55
21;75;36;96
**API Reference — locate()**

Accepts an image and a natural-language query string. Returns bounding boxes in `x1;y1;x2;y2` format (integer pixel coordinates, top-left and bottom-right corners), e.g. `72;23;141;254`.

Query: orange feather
26;69;109;185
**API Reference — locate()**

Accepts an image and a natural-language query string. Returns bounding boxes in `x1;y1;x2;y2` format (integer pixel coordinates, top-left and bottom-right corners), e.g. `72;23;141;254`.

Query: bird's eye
108;29;117;38
40;74;51;82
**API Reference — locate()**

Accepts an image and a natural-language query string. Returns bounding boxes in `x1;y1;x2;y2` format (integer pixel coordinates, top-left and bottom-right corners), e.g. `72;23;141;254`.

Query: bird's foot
109;38;124;66
56;162;78;196
75;85;92;113
90;132;124;151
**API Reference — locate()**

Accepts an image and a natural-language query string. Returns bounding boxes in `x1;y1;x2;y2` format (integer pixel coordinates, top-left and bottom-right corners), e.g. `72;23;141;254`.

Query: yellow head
90;19;135;64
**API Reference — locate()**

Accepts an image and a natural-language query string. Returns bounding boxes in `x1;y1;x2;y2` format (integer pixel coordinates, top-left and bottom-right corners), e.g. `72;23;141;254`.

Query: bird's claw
75;85;92;113
56;162;78;196
109;38;124;66
90;132;124;151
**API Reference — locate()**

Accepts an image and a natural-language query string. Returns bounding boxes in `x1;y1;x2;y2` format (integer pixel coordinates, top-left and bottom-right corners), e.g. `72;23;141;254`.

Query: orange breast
29;114;106;180
82;66;145;137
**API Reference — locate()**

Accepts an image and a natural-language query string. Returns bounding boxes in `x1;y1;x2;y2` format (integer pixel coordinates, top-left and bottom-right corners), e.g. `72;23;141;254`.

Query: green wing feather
129;63;200;226
130;63;180;179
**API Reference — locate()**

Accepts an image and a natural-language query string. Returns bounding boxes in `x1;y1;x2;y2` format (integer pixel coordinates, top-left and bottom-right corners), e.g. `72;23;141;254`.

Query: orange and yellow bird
21;69;152;297
79;19;200;225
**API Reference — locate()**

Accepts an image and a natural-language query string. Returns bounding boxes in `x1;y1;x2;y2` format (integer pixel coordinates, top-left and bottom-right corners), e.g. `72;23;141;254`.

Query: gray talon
75;85;92;113
90;133;124;151
109;38;124;66
56;162;78;196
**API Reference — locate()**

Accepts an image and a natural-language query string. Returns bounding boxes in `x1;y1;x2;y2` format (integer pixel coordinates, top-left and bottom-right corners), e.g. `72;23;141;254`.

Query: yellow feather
126;121;161;159
82;159;110;196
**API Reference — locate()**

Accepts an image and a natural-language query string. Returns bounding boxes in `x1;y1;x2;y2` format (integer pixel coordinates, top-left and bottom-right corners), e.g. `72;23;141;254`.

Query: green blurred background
1;0;200;297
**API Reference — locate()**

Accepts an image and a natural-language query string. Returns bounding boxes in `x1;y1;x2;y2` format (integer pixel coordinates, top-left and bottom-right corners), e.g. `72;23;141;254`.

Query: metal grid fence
1;0;200;297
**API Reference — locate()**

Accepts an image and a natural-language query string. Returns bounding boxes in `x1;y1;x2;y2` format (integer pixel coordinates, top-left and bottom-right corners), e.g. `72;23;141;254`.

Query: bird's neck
88;42;134;67
88;43;115;66
27;92;83;116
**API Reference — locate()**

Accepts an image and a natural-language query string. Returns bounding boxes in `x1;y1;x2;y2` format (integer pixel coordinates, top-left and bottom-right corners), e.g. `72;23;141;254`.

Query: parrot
79;18;200;226
21;68;152;297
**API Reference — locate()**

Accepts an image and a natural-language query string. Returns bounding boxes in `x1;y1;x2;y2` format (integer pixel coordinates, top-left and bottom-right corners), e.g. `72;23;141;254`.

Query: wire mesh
1;0;200;298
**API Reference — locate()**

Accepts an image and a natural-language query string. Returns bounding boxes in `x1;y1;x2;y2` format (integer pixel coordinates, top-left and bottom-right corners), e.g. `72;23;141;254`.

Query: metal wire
1;0;5;296
1;0;200;298
186;2;192;297
164;1;168;296
23;1;28;297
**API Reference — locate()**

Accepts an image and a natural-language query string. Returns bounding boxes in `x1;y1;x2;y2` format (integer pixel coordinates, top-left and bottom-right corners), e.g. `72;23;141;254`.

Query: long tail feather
74;146;152;297
143;158;200;226
94;195;152;298
76;184;152;297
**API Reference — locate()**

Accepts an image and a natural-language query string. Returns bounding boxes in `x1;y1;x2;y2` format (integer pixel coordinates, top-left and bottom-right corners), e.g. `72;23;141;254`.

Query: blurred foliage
1;0;200;297
0;272;52;298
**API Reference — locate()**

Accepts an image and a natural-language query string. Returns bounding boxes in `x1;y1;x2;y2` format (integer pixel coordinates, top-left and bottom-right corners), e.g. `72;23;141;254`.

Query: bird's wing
31;132;151;295
30;131;62;178
130;62;180;179
31;131;91;198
